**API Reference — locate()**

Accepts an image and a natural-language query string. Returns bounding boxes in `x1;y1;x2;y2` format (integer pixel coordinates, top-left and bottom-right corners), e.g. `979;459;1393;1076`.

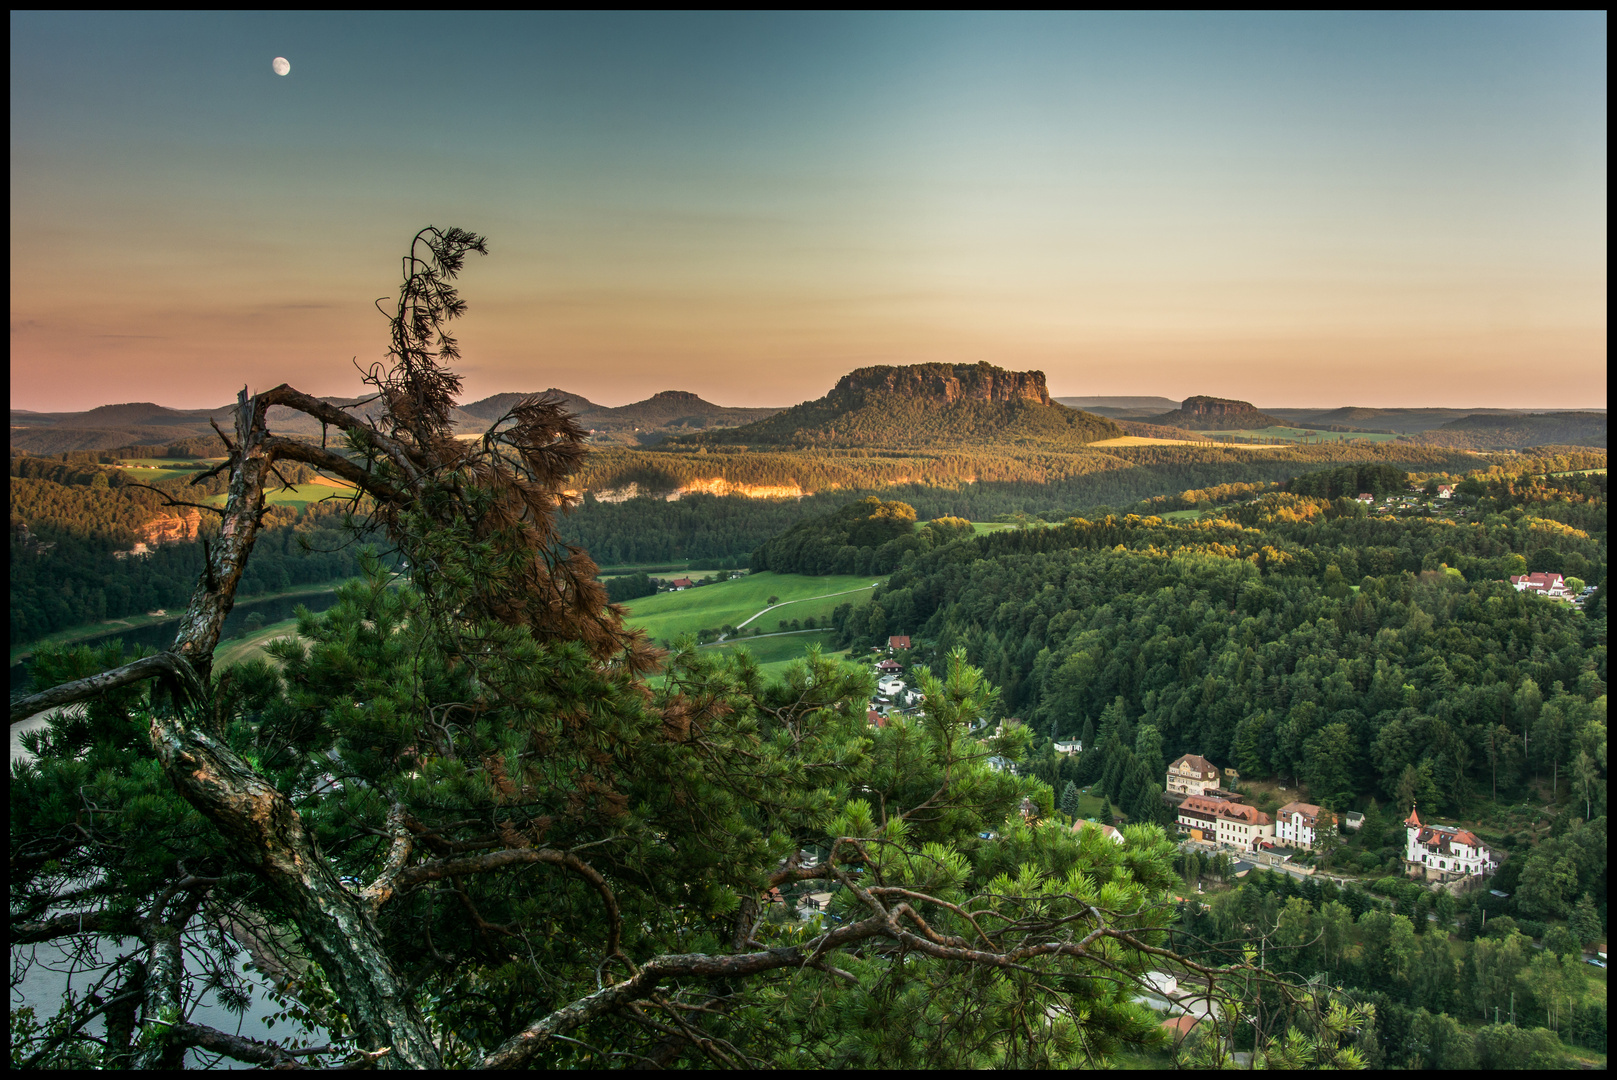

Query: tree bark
15;386;444;1068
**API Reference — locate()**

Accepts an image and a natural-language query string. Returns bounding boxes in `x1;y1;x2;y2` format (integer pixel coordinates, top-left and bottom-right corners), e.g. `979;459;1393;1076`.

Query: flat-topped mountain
837;363;1051;405
671;362;1121;450
1147;395;1287;431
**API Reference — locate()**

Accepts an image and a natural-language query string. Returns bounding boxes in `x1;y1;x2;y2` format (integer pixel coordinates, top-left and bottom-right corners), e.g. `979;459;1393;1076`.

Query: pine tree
1569;893;1602;945
1060;780;1081;821
11;228;1255;1071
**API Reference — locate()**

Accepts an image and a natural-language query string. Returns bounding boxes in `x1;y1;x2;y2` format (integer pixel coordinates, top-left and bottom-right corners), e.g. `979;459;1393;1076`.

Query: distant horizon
7;380;1608;417
11;13;1606;415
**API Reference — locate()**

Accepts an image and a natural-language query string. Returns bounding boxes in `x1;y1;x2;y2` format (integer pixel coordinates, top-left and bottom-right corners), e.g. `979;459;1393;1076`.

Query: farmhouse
888;635;912;651
1166;754;1221;797
668;577;695;591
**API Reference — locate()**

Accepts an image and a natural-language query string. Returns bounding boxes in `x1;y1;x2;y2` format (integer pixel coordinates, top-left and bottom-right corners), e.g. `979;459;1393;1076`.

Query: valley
12;363;1608;1074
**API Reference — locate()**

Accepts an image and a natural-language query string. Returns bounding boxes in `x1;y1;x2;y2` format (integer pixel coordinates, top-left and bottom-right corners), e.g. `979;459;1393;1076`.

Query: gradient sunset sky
10;12;1607;412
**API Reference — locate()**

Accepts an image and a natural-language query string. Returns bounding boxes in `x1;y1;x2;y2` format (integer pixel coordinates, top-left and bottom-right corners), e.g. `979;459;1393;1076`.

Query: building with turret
1403;805;1495;881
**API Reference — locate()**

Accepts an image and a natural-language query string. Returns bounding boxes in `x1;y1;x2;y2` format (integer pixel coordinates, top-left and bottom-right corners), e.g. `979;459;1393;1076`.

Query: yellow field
1088;436;1287;449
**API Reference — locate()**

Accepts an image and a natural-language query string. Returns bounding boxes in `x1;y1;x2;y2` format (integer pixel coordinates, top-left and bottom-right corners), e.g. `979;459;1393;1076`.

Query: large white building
1176;794;1273;852
1404;806;1494;881
1274;801;1335;851
1166;754;1222;797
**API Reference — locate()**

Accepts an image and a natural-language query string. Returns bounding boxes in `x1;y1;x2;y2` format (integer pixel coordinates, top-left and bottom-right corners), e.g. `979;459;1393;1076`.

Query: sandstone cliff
833;363;1051;406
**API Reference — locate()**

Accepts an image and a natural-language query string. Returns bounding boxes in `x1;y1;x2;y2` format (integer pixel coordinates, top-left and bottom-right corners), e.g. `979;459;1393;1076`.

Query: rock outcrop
1148;396;1287;431
834;363;1051;406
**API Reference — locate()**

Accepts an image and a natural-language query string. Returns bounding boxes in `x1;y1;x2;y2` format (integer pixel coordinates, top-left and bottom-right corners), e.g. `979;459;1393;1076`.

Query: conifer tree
11;227;1320;1071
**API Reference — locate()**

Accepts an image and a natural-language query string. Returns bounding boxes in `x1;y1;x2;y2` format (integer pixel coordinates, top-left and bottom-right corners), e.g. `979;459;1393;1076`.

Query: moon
272;56;290;76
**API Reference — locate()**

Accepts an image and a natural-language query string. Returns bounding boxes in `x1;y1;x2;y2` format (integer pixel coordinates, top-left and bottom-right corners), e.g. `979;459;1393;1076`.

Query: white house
877;676;905;697
1176;794;1274;852
1404;806;1494;881
1072;818;1124;846
1510;572;1570;599
1166;754;1221;797
1274;801;1335;851
1054;739;1083;755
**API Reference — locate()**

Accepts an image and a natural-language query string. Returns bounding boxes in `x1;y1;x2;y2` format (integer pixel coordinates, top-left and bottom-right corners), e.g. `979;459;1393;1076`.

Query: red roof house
888;635;912;650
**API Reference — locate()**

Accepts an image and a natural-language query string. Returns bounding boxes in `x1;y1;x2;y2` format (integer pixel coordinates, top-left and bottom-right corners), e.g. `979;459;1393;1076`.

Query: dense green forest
748;497;976;575
1400;412;1607;450
10;505;378;644
9;451;372;644
1167;865;1607;1065
819;466;1607;910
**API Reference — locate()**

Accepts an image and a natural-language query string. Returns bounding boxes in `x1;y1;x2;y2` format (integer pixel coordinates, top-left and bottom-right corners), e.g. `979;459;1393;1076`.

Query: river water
11;589;343;1067
10;589;342;698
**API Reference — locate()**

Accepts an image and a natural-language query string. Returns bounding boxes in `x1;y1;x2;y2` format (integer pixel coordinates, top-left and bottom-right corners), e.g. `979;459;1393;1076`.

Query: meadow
213;616;300;668
205;476;357;509
699;629;854;682
1204;426;1401;444
621;571;878;644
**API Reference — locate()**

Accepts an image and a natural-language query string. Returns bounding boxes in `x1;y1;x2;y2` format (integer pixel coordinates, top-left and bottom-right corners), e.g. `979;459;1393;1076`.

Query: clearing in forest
622;571;878;644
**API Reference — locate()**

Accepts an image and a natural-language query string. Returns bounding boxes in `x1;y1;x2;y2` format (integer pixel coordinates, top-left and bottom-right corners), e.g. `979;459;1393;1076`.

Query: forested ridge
835;466;1606;838
10;451;372;644
12;227;1607;1070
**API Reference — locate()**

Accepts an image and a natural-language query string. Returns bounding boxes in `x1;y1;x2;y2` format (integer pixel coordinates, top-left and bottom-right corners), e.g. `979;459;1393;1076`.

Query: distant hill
1398;412;1607;450
1055;396;1179;415
1147;396;1288;431
672;363;1122;450
10;387;782;454
458;389;601;421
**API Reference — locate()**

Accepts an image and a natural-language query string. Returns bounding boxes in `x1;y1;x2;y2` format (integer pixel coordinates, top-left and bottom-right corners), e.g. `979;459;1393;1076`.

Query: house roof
888;635;912;649
1160;1014;1201;1041
1180;794;1271;826
670;577;694;587
1404;806;1422;828
1072;818;1124;844
1169;754;1219;778
1277;801;1334;828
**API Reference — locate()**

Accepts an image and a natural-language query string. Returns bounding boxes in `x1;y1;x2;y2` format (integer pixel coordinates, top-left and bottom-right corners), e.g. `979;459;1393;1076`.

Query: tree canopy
10;228;1348;1070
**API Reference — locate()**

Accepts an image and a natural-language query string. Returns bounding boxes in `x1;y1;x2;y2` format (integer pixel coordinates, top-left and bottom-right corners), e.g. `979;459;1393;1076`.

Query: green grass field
205;481;357;509
1204;426;1400;444
113;463;208;482
702;630;853;682
622;572;879;644
118;457;223;468
213;617;301;668
1159;509;1203;521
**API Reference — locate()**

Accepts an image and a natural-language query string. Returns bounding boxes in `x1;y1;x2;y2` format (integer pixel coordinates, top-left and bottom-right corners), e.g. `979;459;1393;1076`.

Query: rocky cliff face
1149;395;1287;430
1178;396;1261;420
835;363;1051;406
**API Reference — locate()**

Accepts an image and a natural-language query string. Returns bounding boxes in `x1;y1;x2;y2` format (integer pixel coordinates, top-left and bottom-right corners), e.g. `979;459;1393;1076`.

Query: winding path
717;582;882;642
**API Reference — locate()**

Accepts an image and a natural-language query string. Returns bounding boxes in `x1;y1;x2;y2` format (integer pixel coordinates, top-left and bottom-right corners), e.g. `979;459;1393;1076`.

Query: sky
10;12;1607;412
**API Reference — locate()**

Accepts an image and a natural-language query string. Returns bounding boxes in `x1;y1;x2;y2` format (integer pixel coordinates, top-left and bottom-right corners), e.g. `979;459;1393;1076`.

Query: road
718;583;882;642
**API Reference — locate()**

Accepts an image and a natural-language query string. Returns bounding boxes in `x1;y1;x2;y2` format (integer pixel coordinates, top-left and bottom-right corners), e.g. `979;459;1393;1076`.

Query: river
11;589;344;1067
10;588;343;698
